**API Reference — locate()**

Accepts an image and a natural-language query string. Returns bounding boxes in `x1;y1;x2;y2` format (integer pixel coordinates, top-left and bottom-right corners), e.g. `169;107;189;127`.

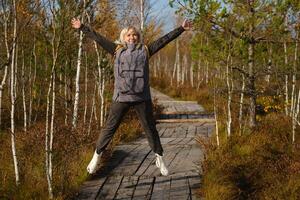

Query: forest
0;0;300;199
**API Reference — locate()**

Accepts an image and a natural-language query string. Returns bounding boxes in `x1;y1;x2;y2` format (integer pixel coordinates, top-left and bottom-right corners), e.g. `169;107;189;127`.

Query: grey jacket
79;25;185;102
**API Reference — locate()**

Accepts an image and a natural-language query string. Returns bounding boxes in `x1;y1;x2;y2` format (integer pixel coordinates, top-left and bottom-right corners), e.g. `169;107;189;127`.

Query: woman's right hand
71;18;81;29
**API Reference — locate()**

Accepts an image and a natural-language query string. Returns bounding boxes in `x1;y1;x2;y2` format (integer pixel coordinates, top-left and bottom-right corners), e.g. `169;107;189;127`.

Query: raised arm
148;19;193;57
71;18;116;55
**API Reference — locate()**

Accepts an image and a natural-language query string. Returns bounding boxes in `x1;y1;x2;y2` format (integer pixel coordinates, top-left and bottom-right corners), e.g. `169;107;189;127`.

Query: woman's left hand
182;19;193;30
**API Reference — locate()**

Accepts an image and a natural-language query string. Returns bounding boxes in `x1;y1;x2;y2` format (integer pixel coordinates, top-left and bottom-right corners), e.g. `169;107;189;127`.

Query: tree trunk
72;29;84;128
226;51;232;137
239;66;245;135
45;72;54;199
29;39;37;127
88;84;97;135
190;61;194;87
213;82;219;147
94;43;106;127
284;14;289;116
64;71;68;125
1;12;9;128
248;41;256;128
49;73;56;181
290;32;298;117
265;44;272;83
293;89;300;143
140;0;144;40
83;52;88;125
285;74;289;116
175;40;181;85
10;0;20;185
21;48;27;132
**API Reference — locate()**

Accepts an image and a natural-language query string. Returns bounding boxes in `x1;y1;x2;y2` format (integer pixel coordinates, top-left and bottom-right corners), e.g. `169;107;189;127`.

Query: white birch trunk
10;0;20;185
239;66;245;136
0;68;8;128
182;54;187;85
22;48;27;132
140;0;144;40
64;72;68;125
265;45;272;83
83;52;88;125
171;54;177;86
72;30;84;128
45;58;57;200
226;52;232;137
100;72;105;127
49;73;55;181
293;89;300;143
88;85;97;135
285;75;289;116
45;74;53;199
205;60;209;84
213;84;219;147
284;15;289;116
190;61;194;87
45;2;60;197
14;43;18;103
29;39;37;127
94;43;105;126
1;13;9;127
290;32;298;117
176;40;181;85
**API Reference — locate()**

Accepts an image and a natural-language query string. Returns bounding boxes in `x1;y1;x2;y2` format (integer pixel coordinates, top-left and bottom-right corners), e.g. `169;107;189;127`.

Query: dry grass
201;114;300;200
151;74;300;200
0;98;163;199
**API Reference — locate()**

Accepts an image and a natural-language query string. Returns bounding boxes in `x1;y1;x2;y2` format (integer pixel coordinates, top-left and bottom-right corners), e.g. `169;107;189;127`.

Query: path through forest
74;88;215;200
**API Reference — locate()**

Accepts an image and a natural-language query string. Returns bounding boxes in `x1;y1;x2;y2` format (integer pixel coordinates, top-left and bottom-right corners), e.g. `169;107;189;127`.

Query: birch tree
10;0;20;185
0;1;10;128
72;5;85;129
44;0;61;197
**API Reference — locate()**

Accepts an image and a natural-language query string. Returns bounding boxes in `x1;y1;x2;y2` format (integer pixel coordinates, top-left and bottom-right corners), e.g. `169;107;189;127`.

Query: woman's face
124;29;139;44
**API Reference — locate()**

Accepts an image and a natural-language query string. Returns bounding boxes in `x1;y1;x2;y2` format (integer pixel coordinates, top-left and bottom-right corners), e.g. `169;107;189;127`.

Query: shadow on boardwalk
73;88;215;200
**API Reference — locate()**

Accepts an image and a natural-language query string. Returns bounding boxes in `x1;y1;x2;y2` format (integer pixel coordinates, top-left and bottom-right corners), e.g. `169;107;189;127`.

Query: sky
150;0;177;33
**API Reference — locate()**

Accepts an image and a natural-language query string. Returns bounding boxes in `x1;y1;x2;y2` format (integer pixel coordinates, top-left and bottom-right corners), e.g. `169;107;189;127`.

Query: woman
71;18;192;176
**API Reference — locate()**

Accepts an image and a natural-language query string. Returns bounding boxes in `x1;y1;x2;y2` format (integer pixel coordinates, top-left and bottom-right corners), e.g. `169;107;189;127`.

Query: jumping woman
71;18;192;176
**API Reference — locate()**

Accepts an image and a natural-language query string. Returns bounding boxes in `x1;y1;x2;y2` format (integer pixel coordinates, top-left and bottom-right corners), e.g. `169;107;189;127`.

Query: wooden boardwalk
74;88;215;200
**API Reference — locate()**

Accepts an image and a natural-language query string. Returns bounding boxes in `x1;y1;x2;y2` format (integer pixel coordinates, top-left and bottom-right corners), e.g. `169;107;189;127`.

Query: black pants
96;100;163;156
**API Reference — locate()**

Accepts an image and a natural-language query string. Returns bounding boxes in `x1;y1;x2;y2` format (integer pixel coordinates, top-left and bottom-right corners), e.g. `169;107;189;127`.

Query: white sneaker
87;151;102;174
155;153;169;176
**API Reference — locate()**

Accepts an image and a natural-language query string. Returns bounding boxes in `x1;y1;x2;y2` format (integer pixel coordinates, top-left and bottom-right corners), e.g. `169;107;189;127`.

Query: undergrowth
0;99;162;199
151;74;300;200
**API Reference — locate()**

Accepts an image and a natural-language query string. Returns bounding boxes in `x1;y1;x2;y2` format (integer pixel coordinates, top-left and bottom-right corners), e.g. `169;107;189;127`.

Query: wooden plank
112;144;150;176
187;174;202;200
161;127;176;138
75;177;108;200
96;175;123;200
132;176;155;200
150;176;171;200
170;145;193;174
133;150;156;177
144;147;174;177
169;175;190;199
77;87;215;200
114;176;139;200
157;118;215;123
186;125;197;138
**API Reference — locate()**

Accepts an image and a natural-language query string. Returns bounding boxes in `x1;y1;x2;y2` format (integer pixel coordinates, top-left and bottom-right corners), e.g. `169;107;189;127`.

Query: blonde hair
118;26;141;45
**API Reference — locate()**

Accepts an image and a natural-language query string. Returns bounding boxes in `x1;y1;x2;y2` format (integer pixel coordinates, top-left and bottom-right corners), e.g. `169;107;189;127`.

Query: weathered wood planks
74;88;214;200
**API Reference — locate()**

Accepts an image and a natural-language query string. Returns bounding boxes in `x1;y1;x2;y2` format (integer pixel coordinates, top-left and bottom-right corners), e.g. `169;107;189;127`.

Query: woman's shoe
155;153;169;176
87;150;102;174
